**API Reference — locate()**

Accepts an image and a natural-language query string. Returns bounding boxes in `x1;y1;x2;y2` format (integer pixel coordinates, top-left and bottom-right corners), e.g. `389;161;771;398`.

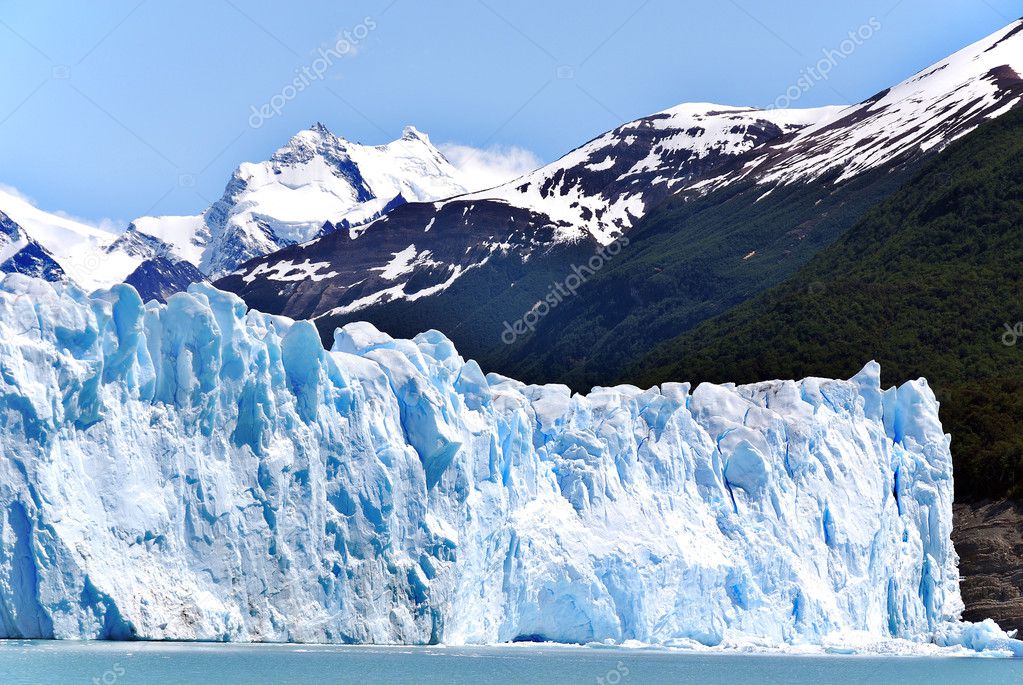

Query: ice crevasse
0;274;1016;654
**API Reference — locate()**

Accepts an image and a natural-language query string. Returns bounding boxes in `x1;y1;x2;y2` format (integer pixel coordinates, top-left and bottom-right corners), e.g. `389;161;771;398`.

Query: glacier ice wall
0;275;964;646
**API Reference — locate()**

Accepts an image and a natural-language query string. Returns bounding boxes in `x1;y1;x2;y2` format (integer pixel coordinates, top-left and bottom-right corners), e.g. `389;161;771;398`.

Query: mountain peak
401;125;430;143
114;121;469;281
287;123;343;150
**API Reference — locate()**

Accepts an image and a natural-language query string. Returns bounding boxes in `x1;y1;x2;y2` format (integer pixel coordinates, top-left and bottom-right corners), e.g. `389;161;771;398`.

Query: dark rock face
0;210;65;282
953;500;1023;634
104;225;172;261
0;240;66;282
0;210;22;241
217;198;577;325
124;256;206;303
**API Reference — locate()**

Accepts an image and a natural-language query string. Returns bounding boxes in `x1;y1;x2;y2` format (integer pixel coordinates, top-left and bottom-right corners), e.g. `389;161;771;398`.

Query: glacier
0;274;1015;654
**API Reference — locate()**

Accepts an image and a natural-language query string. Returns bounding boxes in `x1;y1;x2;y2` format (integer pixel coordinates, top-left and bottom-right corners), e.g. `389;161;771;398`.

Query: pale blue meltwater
1;642;1021;685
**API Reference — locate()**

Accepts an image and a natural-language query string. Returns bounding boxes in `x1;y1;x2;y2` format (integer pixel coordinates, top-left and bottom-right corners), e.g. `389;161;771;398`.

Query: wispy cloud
439;143;543;192
0;183;123;235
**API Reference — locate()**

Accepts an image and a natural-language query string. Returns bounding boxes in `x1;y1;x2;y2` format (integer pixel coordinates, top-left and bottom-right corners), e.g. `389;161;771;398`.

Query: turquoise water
1;641;1022;685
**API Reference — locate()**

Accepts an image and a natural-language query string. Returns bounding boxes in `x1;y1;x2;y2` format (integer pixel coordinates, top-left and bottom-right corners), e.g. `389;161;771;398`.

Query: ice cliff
0;275;1010;651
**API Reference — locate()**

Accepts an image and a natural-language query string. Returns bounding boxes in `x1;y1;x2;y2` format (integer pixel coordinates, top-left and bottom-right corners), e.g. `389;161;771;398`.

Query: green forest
633;105;1023;501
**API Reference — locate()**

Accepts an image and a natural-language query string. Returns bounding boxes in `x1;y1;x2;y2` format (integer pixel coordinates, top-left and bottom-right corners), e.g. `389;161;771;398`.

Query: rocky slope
954;501;1023;635
0;210;65;282
219;105;840;323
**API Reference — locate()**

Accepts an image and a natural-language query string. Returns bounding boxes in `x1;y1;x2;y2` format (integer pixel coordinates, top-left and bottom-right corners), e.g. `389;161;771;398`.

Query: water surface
1;641;1021;684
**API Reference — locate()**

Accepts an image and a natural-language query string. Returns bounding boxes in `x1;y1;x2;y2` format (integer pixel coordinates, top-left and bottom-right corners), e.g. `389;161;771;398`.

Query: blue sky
0;0;1020;226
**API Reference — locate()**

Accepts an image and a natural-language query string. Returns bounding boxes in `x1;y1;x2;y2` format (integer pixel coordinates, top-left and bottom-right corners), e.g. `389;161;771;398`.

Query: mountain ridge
0;123;472;296
219;103;844;323
117;122;472;285
222;19;1023;373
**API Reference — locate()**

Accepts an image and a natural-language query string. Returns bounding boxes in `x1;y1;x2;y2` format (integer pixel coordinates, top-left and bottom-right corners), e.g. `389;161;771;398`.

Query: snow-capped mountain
703;19;1023;190
0;186;122;290
105;123;471;284
198;123;470;277
467;103;843;244
6;19;1023;314
221;104;839;321
2;274;1020;655
0;210;66;281
0;124;471;297
222;18;1023;343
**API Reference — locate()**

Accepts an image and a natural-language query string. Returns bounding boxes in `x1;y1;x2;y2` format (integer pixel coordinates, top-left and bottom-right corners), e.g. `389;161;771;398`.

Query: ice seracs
0;274;1017;654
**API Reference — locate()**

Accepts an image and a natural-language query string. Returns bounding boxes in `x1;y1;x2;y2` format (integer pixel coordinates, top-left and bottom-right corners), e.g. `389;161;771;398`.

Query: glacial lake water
2;641;1022;685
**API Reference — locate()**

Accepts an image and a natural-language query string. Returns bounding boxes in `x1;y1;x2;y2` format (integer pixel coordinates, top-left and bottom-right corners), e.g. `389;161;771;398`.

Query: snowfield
0;275;1018;655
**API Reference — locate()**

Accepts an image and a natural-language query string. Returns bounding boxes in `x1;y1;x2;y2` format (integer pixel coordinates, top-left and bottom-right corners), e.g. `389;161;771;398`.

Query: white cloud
439;143;543;192
0;183;122;235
